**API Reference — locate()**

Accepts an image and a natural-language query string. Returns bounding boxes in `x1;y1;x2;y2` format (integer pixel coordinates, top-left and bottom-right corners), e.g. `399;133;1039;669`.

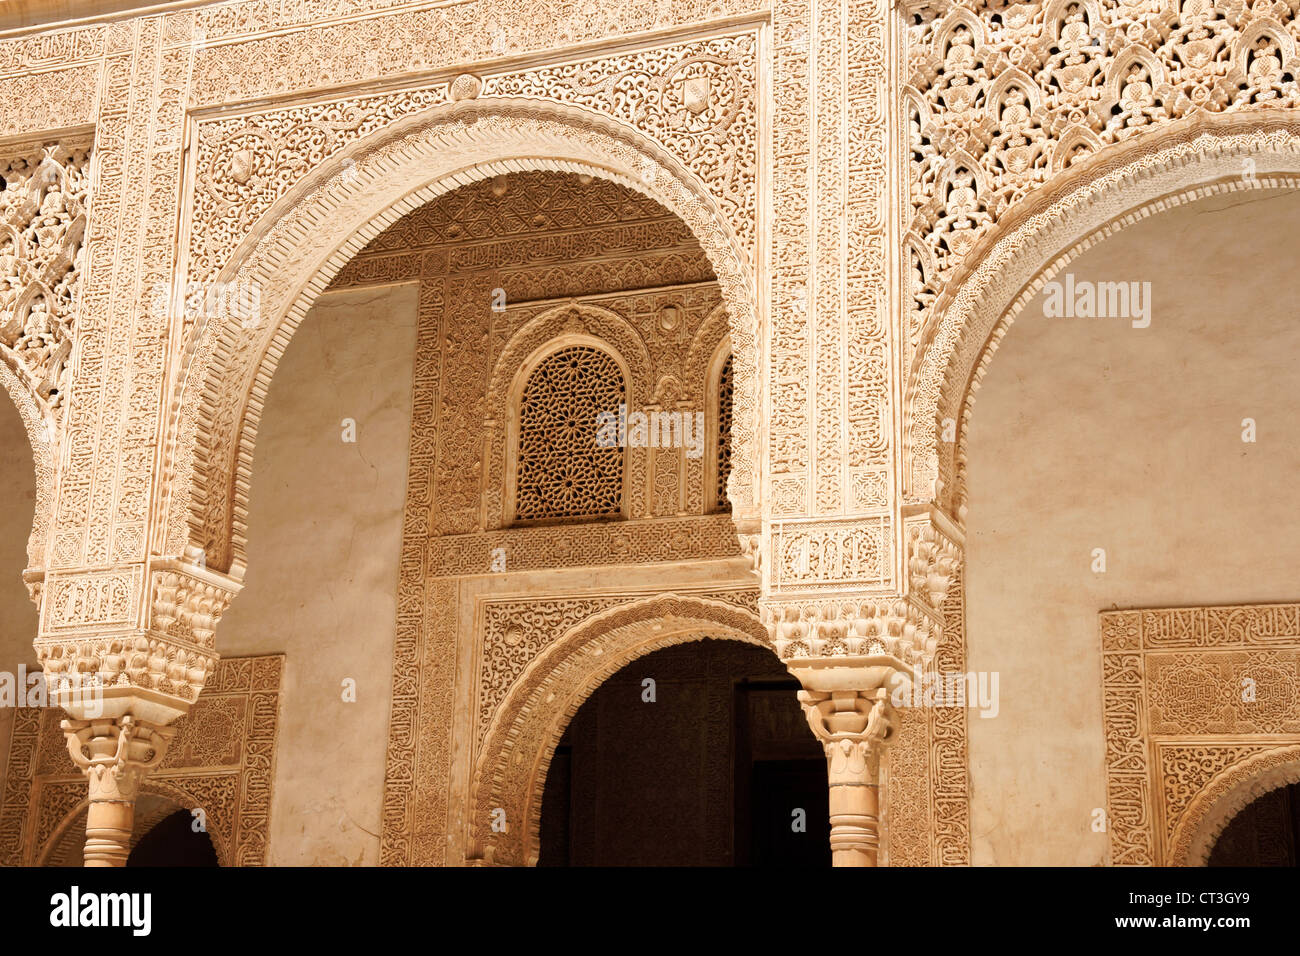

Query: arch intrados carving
907;111;1300;518
470;592;769;865
1175;746;1300;866
0;360;53;580
180;99;759;576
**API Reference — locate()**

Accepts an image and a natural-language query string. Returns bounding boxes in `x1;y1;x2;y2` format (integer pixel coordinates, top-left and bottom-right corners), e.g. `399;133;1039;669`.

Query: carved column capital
793;681;902;867
798;687;898;780
61;715;175;804
761;596;939;667
61;715;177;867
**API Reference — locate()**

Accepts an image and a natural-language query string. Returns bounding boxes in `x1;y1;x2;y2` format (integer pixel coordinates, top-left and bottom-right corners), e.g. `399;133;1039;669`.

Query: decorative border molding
1101;603;1300;866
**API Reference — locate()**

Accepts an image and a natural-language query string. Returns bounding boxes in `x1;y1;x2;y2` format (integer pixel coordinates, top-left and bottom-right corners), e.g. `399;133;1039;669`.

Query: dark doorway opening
127;809;219;867
1208;780;1300;866
538;638;829;866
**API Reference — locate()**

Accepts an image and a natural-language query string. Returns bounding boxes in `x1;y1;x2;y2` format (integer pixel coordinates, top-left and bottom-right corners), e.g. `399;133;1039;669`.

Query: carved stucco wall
0;654;282;866
1102;606;1300;866
214;281;419;865
0;4;767;718
173;28;763;578
0;391;38;810
5;0;1300;868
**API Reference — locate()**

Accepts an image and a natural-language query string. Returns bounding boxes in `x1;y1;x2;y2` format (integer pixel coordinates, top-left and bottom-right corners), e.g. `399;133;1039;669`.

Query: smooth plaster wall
218;283;419;865
965;188;1300;865
0;392;37;802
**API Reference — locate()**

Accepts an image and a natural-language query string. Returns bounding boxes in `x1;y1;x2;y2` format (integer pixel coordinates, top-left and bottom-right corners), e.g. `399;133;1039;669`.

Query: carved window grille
514;345;625;522
715;353;733;513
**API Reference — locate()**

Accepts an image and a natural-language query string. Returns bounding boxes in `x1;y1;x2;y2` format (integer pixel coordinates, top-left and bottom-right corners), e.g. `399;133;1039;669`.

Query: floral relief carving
0;141;91;416
481;33;758;261
904;2;1300;513
184;0;767;107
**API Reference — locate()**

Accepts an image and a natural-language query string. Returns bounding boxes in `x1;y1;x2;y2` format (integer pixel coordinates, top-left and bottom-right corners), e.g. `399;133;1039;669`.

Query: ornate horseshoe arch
172;99;761;576
468;592;769;866
1175;746;1300;867
905;112;1300;519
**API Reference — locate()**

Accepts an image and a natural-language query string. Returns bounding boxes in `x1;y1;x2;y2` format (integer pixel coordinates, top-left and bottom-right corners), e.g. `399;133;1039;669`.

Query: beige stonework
0;0;1294;867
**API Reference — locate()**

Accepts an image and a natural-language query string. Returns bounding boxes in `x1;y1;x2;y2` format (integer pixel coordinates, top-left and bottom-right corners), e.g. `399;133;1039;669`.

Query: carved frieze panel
430;514;742;577
0;68;99;139
184;0;767;107
1101;603;1300;865
769;517;893;592
0;654;282;866
0;26;107;77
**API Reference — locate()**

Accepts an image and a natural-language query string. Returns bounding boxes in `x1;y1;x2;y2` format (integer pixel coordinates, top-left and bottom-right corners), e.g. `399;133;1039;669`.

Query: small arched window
514;345;626;522
715;353;733;513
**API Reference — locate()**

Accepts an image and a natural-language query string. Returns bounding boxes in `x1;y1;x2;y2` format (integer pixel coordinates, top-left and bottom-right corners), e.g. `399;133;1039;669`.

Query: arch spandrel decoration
0;654;282;867
1100;604;1300;866
38;783;232;868
0;138;91;581
176;91;761;576
1179;748;1300;866
907;115;1300;516
902;0;1300;517
467;592;770;867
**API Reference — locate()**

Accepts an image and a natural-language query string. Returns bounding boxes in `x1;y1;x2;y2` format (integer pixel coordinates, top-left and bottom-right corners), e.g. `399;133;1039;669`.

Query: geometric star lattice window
514;345;625;522
715;352;733;513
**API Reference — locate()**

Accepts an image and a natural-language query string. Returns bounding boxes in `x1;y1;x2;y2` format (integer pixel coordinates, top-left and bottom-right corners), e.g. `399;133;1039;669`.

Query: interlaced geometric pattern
515;346;625;522
715;353;733;513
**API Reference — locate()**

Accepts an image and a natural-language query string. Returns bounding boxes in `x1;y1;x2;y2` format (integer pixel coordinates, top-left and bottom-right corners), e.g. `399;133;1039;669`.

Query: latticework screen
715;353;733;512
514;345;625;521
